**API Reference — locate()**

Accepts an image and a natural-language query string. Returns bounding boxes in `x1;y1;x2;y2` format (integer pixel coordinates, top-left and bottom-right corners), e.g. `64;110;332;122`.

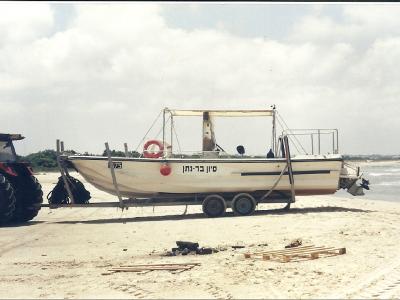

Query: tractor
0;133;43;225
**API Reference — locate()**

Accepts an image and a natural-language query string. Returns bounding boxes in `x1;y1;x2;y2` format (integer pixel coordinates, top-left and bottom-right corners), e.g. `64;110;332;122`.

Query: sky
1;2;400;156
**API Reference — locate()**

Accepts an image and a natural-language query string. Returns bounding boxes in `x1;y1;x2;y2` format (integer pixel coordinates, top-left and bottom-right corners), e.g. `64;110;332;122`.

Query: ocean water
334;161;400;202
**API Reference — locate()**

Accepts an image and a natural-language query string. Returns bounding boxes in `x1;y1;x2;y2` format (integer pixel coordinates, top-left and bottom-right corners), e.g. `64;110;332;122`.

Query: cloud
1;3;399;155
0;3;54;46
291;4;400;46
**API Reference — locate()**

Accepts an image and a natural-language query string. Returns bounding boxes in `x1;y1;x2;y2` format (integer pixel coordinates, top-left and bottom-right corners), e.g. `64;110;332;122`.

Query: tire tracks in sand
0;208;102;257
329;256;400;299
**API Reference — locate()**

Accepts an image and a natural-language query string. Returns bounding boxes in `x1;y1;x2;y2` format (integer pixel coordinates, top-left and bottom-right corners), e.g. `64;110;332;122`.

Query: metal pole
311;134;314;155
272;109;276;155
56;139;60;154
170;115;173;154
105;142;124;208
124;143;129;157
56;139;75;204
336;129;339;153
283;136;296;203
318;129;321;155
60;140;70;176
162;108;166;157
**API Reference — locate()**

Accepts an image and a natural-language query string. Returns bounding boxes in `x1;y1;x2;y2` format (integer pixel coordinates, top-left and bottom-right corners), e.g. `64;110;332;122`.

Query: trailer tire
0;174;16;224
12;175;43;223
202;195;226;218
232;193;256;216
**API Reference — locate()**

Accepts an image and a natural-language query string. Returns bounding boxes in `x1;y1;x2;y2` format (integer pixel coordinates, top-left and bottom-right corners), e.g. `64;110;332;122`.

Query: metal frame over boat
45;107;369;217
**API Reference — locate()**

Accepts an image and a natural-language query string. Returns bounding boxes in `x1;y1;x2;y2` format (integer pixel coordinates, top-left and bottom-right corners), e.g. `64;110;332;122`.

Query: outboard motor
360;178;370;190
339;162;370;196
347;179;367;196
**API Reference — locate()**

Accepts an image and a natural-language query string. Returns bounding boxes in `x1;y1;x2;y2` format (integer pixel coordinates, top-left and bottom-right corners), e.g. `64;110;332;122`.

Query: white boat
65;108;368;216
69;154;345;197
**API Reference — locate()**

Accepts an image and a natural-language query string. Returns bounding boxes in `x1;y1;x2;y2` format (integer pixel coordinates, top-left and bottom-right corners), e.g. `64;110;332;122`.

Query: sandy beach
1;171;400;299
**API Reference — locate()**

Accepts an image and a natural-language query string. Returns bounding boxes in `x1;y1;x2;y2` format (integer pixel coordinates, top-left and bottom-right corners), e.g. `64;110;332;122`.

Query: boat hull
68;156;343;198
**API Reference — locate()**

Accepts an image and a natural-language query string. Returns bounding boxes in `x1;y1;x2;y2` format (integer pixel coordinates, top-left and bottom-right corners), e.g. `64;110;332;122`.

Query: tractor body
0;134;43;224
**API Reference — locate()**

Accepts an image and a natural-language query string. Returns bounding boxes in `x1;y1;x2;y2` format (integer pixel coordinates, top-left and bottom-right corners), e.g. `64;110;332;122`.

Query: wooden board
107;262;201;273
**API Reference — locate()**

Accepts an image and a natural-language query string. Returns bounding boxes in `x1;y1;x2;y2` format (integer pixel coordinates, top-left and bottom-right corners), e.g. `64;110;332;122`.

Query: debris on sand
285;238;302;248
176;241;199;251
165;241;226;256
231;245;245;249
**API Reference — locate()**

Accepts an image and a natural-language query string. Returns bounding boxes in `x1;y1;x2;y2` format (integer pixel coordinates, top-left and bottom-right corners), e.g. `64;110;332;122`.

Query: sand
1;171;400;299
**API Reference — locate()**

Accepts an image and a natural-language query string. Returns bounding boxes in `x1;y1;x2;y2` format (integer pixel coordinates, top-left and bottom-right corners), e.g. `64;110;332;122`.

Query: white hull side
69;156;343;198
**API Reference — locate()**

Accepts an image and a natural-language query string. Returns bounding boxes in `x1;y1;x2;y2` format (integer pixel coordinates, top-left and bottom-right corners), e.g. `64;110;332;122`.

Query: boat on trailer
55;107;369;217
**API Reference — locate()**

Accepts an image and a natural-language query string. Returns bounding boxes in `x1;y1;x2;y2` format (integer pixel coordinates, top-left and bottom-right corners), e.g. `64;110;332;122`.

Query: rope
154;115;171;140
172;119;182;153
260;163;288;201
276;116;301;154
276;112;308;154
134;110;163;152
276;112;300;152
278;112;308;154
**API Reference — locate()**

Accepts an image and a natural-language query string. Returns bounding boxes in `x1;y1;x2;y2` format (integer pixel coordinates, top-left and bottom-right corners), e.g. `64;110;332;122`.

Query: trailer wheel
12;175;43;223
202;195;226;218
0;174;16;224
232;193;256;216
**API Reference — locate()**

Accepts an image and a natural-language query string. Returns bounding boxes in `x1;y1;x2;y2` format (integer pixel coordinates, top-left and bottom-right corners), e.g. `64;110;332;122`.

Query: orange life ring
143;140;164;158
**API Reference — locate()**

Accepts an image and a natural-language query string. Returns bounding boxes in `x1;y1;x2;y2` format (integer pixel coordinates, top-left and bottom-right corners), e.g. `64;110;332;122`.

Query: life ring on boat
143;140;164;158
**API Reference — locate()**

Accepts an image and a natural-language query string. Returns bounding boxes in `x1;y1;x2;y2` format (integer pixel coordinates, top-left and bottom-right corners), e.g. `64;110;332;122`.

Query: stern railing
281;129;339;155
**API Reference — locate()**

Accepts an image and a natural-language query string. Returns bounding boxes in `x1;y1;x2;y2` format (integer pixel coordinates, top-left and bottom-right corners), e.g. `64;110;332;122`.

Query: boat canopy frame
162;107;278;158
166;109;275;117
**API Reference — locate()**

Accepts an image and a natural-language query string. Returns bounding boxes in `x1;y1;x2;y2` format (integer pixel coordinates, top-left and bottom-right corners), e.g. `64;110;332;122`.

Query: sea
334;161;400;202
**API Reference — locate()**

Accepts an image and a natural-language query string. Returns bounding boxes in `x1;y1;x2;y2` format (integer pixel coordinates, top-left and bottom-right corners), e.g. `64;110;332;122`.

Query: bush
20;148;141;172
102;149;141;157
23;150;58;170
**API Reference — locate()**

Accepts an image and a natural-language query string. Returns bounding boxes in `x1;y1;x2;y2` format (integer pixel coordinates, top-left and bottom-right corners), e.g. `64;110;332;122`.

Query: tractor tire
12;175;43;223
0;174;16;224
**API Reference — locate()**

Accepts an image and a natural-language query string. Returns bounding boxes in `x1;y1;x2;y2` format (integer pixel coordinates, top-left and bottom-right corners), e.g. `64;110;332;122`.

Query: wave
367;172;395;177
367;167;400;172
375;181;400;186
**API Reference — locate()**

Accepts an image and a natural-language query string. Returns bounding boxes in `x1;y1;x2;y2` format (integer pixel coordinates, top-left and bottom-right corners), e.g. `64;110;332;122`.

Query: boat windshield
0;140;16;162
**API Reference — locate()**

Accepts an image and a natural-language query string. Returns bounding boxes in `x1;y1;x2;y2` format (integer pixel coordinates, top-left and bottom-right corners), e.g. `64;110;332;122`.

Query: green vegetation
19;149;141;172
101;149;141;157
22;150;58;171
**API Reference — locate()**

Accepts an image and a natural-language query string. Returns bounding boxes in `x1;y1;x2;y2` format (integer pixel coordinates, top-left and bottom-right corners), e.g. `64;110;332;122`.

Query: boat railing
280;129;339;155
167;150;253;159
164;149;280;159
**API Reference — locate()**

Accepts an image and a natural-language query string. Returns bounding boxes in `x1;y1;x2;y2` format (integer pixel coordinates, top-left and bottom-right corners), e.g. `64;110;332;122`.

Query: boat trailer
42;136;298;217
